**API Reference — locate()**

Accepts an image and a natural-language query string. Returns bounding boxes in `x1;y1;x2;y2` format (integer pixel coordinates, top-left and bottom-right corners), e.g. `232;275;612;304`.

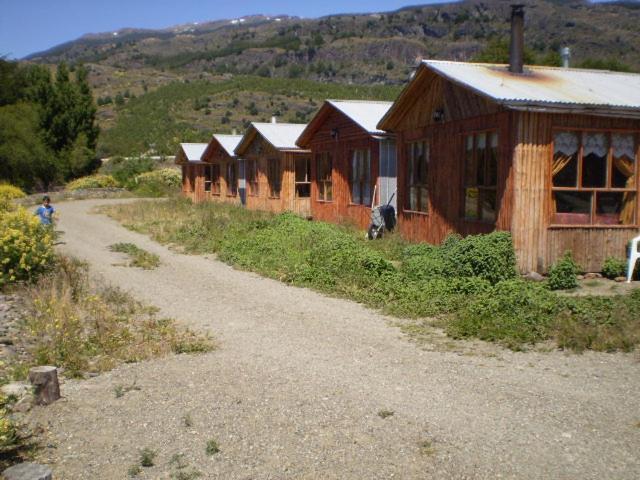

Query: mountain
21;0;640;157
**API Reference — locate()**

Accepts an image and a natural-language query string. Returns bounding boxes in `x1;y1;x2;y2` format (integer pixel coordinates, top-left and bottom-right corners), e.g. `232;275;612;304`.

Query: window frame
349;148;372;206
462;130;499;223
404;139;429;214
295;156;311;198
246;159;259;197
267;157;281;199
210;164;221;195
316;151;333;202
550;128;639;227
225;162;237;197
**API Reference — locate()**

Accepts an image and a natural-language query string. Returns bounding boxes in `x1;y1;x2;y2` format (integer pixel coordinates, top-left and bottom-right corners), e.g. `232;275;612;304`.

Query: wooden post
28;366;60;406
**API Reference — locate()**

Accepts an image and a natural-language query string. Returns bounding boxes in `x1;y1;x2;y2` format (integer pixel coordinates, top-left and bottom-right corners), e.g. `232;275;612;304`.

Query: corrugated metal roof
327;100;393;134
423;60;640;112
179;143;208;162
252;122;307;150
212;134;243;157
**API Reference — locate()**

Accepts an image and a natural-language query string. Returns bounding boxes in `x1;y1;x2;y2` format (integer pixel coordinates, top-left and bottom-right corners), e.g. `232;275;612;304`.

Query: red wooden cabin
234;121;311;216
175;143;209;203
297;100;396;230
200;134;243;205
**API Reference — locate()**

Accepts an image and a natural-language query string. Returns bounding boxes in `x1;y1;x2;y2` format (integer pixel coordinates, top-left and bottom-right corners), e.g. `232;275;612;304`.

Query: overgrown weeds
110;242;161;269
6;255;213;379
100;199;640;352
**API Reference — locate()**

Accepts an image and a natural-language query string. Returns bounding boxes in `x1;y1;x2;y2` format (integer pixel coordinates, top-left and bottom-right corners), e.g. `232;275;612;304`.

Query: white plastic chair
628;235;640;283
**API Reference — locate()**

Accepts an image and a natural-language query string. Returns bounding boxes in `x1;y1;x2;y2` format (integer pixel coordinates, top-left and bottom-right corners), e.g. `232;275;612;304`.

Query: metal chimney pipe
271;116;277;124
509;4;525;74
561;47;571;68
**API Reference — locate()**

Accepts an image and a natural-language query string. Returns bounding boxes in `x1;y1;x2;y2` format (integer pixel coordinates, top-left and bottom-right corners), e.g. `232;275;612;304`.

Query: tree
474;37;536;65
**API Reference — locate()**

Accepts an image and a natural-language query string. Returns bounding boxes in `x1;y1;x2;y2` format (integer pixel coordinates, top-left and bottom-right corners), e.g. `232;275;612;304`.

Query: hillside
23;0;640;157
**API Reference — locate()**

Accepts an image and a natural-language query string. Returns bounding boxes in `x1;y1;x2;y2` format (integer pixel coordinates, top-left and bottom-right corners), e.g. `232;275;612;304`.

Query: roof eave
503;101;640;119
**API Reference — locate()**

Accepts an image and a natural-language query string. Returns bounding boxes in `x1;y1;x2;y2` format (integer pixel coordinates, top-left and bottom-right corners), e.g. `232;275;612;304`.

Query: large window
295;157;311;198
267;158;281;198
350;149;372;205
225;162;237;196
552;131;637;225
246;160;258;196
210;164;221;195
316;152;333;202
405;140;429;213
463;132;498;222
204;165;213;192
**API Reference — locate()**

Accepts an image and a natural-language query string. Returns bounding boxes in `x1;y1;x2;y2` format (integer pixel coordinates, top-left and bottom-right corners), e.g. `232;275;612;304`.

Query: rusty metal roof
423;60;640;114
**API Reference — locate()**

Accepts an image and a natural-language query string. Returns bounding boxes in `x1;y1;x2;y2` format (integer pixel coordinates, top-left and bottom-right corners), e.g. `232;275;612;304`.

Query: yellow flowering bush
134;168;181;188
0;396;18;453
0;184;26;212
0;207;54;286
66;174;118;190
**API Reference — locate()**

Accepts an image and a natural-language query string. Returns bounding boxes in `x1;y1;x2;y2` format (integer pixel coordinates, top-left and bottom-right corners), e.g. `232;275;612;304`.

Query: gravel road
28;199;640;479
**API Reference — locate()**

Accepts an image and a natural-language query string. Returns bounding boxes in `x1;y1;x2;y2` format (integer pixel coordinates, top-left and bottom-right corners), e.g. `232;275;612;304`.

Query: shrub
101;156;155;188
449;280;560;348
0;184;26;212
66;174;118;190
0;207;54;286
441;231;518;284
547;251;580;290
601;257;626;279
131;168;181;197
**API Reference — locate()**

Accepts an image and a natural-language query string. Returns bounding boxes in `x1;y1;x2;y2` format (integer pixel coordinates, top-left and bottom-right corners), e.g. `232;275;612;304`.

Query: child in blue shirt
35;195;55;226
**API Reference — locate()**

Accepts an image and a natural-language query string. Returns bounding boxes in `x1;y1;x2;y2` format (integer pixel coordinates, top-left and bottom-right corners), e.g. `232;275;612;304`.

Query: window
204;165;213;192
246;160;258;196
350;149;372;205
463;132;498;222
316;152;333;201
210;164;221;195
225;162;237;196
267;158;280;198
552;131;637;225
295;157;311;198
405;140;429;213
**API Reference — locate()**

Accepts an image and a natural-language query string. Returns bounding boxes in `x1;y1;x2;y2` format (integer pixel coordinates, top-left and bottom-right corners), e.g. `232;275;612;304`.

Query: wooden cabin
379;59;640;273
175;143;209;202
200;134;244;205
234;121;311;216
296;100;396;230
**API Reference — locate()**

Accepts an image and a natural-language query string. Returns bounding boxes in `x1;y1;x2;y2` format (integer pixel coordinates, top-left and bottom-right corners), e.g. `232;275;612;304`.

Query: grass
183;413;194;427
0;255;214;381
109;242;161;269
205;439;220;456
114;382;141;398
140;448;157;467
378;409;395;419
99;199;640;353
418;439;436;456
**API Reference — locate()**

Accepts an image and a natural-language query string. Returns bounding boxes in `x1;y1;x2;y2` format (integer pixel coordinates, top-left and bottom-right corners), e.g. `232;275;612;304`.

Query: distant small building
200;134;244;205
175;143;209;203
297;100;396;230
234;121;311;216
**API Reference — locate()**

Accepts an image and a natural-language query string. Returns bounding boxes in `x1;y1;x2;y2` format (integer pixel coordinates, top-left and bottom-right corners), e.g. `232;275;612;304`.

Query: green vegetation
140;448;157;467
205;439;220;456
66;174;118;190
130;168;181;197
602;257;627;279
101;199;640;352
0;59;99;190
100;156;155;188
547;252;580;291
0;184;26;211
110;242;161;269
99;76;400;156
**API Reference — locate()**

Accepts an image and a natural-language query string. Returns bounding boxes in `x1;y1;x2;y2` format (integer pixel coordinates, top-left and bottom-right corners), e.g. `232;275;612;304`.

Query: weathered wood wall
201;142;241;205
306;108;382;230
179;163;207;203
513;112;640;272
243;135;311;216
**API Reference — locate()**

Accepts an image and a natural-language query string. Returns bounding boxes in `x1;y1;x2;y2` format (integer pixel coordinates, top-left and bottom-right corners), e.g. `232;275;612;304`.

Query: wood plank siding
201;139;241;206
383;66;640;273
239;134;311;216
302;107;389;230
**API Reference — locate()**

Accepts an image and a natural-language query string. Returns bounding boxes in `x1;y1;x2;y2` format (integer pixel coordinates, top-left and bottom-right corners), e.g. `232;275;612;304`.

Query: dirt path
28;199;640;479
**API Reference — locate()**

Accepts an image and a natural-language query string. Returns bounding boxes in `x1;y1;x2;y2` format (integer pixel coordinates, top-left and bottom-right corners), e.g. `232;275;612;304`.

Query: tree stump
28;366;60;406
2;462;53;480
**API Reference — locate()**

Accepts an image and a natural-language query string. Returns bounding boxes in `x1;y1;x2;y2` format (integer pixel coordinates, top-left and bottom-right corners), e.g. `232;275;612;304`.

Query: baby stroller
367;187;396;240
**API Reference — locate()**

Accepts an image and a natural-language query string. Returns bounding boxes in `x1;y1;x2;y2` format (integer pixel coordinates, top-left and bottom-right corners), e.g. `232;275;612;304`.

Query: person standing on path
35;195;55;226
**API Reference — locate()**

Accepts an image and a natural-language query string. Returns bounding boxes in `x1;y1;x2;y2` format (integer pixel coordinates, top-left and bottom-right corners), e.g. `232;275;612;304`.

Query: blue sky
1;0;451;59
